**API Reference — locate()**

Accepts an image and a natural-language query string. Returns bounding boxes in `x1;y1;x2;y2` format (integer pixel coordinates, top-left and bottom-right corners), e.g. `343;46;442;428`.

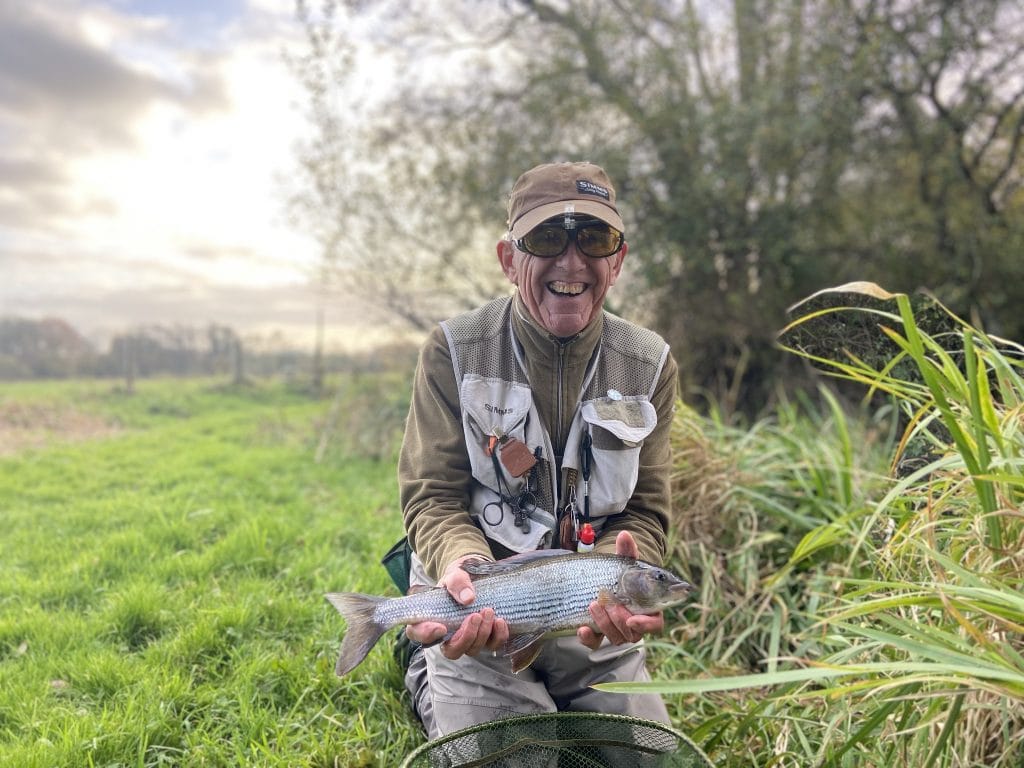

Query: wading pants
404;633;670;740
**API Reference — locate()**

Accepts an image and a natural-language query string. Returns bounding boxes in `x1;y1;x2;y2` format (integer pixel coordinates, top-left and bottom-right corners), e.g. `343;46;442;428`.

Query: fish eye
656;572;667;581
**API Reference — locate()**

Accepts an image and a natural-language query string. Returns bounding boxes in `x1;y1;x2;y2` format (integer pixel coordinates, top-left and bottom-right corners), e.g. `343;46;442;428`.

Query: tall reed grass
610;283;1024;767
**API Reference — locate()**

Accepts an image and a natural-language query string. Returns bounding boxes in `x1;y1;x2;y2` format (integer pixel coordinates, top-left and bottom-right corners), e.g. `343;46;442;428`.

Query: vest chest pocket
459;376;533;494
579;397;658;516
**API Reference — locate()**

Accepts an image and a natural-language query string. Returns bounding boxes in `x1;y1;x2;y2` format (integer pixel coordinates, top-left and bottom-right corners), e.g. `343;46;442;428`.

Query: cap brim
509;200;624;239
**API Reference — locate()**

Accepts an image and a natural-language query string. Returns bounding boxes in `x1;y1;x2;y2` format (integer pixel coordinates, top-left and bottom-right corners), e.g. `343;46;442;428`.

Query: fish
325;548;693;676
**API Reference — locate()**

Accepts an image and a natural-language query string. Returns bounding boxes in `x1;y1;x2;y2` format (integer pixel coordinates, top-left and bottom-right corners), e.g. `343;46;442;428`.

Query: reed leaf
659;283;1024;766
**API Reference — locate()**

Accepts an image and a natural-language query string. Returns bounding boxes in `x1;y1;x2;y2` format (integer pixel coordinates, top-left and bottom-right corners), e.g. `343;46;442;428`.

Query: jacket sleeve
593;350;679;565
399;326;493;581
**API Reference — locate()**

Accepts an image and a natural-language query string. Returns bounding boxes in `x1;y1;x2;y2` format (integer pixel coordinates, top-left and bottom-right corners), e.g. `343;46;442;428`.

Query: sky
0;0;390;352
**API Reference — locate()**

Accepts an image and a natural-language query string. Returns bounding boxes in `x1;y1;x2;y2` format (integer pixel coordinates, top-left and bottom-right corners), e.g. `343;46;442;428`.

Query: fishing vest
441;296;669;554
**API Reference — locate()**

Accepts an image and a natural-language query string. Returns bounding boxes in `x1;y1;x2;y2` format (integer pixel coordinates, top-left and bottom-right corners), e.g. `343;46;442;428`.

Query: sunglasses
514;218;624;259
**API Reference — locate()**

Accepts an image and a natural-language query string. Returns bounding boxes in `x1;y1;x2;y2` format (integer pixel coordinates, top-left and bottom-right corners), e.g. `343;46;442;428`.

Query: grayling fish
326;549;693;676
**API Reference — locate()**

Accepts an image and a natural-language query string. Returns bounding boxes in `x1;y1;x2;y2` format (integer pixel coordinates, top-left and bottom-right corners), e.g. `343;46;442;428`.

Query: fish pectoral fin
504;631;546;654
596;588;622;608
503;631;547;673
419;630;455;649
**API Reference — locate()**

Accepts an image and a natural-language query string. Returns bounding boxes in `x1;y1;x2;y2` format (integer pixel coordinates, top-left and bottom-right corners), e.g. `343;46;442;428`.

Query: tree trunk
312;304;325;397
123;335;136;395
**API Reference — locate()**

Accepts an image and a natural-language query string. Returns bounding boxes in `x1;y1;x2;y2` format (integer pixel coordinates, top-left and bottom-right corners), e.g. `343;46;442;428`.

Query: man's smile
547;281;587;296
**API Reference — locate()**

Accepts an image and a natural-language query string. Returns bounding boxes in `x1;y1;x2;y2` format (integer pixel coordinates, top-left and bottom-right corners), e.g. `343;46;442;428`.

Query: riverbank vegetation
2;288;1021;766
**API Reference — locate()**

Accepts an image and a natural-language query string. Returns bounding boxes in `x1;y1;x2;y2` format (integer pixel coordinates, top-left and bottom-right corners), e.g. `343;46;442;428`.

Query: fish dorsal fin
503;631;547;673
462;549;576;578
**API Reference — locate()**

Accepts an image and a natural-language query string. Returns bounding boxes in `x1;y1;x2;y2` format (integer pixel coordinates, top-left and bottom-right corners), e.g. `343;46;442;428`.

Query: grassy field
0;376;420;767
3;287;1023;767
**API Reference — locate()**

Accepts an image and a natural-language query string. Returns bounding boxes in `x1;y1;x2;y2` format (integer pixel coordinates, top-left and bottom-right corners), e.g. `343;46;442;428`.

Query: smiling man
397;161;680;738
497;162;627;338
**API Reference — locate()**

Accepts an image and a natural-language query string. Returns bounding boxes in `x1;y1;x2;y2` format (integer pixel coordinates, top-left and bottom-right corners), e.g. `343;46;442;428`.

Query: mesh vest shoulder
441;297;668;399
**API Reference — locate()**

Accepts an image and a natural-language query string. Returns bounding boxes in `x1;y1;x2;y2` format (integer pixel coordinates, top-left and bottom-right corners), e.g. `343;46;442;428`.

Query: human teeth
549;281;585;296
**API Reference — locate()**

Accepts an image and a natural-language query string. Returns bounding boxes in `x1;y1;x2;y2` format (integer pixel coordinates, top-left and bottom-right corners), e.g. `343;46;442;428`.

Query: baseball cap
506;162;624;239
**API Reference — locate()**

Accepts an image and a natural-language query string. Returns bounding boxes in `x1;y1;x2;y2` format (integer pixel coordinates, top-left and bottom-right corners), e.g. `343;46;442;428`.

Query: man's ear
496;238;517;283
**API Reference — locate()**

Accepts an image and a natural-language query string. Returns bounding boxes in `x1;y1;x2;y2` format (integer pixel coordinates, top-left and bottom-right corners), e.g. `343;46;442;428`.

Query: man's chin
540;310;589;338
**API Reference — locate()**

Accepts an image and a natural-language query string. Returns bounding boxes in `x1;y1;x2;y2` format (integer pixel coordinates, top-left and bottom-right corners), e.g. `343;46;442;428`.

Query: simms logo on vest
576;180;610;200
484;404;513;415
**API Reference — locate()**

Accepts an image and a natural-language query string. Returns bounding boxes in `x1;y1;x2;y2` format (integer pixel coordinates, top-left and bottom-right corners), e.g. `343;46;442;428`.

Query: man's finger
442;613;481;658
605;604;635;644
452;578;475;605
485;618;510;652
627;613;665;635
465;608;495;656
614;530;639;559
577;626;604;651
441;564;476;605
589;601;628;645
406;621;447;645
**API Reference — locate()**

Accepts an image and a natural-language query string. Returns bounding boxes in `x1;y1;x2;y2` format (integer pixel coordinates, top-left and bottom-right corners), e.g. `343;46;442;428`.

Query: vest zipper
555;339;567;451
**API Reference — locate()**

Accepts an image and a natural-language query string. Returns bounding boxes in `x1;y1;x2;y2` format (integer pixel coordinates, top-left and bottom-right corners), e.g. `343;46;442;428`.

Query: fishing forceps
481;446;539;532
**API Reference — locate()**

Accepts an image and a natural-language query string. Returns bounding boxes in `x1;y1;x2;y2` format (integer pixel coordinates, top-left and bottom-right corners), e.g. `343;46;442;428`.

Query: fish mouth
547;281;587;297
669;581;694;599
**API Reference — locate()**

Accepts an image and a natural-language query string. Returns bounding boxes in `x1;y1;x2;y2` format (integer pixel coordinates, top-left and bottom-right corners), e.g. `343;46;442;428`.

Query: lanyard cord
489;446;539;531
489;449;515;504
580;432;593;523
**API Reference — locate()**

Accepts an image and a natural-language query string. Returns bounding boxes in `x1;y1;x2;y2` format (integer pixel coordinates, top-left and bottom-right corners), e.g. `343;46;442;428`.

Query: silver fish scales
326;549;693;676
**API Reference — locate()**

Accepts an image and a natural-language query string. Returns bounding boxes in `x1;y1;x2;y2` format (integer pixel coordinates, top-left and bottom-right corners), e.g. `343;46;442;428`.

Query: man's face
497;218;627;338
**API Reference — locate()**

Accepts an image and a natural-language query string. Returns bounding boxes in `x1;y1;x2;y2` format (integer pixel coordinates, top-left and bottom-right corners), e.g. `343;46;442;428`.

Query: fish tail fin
325;592;388;677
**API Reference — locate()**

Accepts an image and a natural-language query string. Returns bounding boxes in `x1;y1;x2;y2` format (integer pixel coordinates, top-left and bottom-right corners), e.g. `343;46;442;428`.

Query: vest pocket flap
581;398;657;446
460;376;533;436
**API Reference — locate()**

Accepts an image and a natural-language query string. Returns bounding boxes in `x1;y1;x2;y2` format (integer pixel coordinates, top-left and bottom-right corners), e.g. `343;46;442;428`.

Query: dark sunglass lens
576;224;620;257
522;226;569;257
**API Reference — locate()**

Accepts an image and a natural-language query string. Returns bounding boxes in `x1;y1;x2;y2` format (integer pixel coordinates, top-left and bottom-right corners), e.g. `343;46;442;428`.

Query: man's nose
555;241;586;267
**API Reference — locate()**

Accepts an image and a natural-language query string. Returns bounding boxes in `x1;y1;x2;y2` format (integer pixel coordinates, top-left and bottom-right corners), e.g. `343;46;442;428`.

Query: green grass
6;286;1023;767
0;376;419;767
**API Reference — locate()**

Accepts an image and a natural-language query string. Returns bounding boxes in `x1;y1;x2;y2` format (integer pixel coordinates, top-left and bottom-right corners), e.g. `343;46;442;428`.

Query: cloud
0;8;174;146
0;3;229;131
0;1;335;348
0;156;119;229
0;2;229;230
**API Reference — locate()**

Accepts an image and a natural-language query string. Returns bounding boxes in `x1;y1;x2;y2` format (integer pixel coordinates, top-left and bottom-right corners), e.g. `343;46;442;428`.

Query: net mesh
400;712;713;768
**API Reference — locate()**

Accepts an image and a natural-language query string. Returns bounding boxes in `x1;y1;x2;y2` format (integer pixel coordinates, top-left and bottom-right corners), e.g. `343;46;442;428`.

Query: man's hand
405;554;510;659
577;531;665;650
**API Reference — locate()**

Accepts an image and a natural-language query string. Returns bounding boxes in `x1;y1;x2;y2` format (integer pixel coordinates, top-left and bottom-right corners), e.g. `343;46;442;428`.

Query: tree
287;1;509;336
0;317;96;378
829;0;1024;336
291;0;1024;413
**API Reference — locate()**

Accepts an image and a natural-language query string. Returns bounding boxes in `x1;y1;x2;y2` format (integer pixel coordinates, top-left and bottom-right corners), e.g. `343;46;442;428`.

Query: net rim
399;711;713;768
